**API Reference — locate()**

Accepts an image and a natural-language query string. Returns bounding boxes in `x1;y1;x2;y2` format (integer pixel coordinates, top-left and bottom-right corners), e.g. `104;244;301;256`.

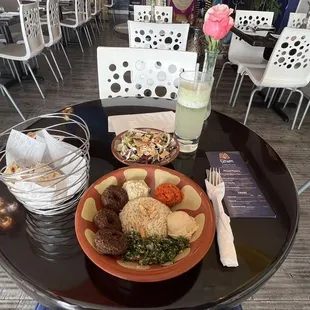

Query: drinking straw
194;65;199;82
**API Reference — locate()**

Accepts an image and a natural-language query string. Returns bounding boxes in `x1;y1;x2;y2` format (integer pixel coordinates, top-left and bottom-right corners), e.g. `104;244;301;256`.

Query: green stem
206;36;219;52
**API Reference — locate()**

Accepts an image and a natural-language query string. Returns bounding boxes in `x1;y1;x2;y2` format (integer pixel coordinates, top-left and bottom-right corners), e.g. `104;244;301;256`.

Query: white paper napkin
108;111;175;135
205;176;238;268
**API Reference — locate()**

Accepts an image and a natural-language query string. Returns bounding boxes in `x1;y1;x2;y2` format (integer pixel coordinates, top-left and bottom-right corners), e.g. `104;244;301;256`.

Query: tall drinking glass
174;71;213;153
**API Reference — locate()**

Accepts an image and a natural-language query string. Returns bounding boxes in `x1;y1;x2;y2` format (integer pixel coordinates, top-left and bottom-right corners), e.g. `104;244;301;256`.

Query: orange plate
111;128;180;166
75;165;215;282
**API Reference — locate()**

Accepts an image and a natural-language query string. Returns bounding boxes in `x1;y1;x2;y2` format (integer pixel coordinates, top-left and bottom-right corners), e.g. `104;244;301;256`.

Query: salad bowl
111;128;180;166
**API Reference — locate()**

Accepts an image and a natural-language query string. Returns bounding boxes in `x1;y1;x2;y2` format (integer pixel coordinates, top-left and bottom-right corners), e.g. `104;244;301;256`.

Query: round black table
113;22;129;41
0;98;299;310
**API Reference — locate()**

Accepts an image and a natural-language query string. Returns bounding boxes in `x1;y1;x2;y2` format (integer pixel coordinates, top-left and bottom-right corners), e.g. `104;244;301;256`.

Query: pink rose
203;4;234;40
205;4;234;22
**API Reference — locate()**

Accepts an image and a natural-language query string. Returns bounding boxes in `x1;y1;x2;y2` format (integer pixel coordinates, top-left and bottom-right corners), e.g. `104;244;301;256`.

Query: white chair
43;0;72;80
215;10;274;106
287;13;309;28
0;84;25;120
60;0;89;53
0;2;53;98
128;21;189;51
97;47;197;100
85;0;95;43
103;0;116;24
233;27;310;130
91;0;103;33
17;0;72;82
268;13;310;116
134;5;172;23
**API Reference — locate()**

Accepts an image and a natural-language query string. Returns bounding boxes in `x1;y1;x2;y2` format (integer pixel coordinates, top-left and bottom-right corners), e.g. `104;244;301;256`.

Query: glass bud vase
202;49;218;119
150;0;156;23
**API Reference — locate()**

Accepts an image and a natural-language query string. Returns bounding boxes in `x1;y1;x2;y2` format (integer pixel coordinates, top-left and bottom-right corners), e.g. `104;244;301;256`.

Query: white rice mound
119;197;172;237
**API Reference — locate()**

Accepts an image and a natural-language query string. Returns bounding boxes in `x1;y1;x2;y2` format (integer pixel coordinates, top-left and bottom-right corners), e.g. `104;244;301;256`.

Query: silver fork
206;167;225;210
208;167;221;187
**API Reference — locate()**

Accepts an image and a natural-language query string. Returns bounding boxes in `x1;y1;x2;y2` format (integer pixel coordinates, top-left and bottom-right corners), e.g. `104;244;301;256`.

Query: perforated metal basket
0;113;90;215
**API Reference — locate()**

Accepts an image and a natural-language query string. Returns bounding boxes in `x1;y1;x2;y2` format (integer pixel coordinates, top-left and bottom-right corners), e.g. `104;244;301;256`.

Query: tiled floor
0;15;310;310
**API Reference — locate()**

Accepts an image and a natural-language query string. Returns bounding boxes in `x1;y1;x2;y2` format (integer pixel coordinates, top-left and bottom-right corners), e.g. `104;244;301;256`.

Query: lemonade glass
174;71;214;153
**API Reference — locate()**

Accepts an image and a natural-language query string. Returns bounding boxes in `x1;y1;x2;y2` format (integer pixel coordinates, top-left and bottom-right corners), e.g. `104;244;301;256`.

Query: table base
257;90;290;123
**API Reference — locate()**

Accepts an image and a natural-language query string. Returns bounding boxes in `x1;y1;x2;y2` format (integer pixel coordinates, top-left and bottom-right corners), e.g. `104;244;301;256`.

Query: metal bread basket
0;113;90;215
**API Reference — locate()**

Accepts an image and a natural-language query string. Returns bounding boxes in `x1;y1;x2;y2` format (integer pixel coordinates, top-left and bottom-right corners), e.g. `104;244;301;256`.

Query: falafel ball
94;228;128;255
101;185;128;213
93;208;122;231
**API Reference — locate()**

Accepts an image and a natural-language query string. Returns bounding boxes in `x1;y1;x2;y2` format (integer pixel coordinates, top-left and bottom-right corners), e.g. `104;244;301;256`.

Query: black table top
0;16;20;27
231;27;278;48
0;98;299;310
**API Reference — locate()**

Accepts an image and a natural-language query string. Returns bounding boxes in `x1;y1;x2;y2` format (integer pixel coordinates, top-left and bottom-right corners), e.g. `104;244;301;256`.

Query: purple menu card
206;151;276;218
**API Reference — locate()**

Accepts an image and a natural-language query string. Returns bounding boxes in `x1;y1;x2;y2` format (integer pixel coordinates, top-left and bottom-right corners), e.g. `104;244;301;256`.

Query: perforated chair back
84;0;92;22
45;0;62;47
260;27;310;88
20;2;45;58
96;0;101;13
229;10;274;66
134;5;172;23
75;0;85;26
97;47;197;100
128;21;189;51
287;13;309;28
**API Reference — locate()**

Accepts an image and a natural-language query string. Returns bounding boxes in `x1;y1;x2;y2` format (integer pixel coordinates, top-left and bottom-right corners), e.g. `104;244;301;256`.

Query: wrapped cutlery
205;168;238;267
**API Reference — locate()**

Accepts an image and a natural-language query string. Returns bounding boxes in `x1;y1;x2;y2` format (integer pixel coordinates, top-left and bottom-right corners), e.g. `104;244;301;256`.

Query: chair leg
215;61;231;91
229;73;240;105
291;89;304;130
231;73;245;108
298;98;310;130
83;26;91;46
74;28;84;53
22;62;28;75
267;88;277;108
298;179;310;195
41;53;59;83
112;8;116;24
283;90;293;109
59;42;72;68
89;21;96;39
24;61;45;99
34;56;40;69
264;88;271;102
6;60;15;79
62;27;68;46
87;26;93;45
86;25;93;45
49;49;63;80
11;61;21;83
0;84;25;120
99;12;104;30
278;88;286;102
94;16;100;34
244;87;262;125
65;28;69;43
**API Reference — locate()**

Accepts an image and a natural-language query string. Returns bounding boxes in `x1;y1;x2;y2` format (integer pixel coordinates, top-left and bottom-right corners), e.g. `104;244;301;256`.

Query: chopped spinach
123;232;189;265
